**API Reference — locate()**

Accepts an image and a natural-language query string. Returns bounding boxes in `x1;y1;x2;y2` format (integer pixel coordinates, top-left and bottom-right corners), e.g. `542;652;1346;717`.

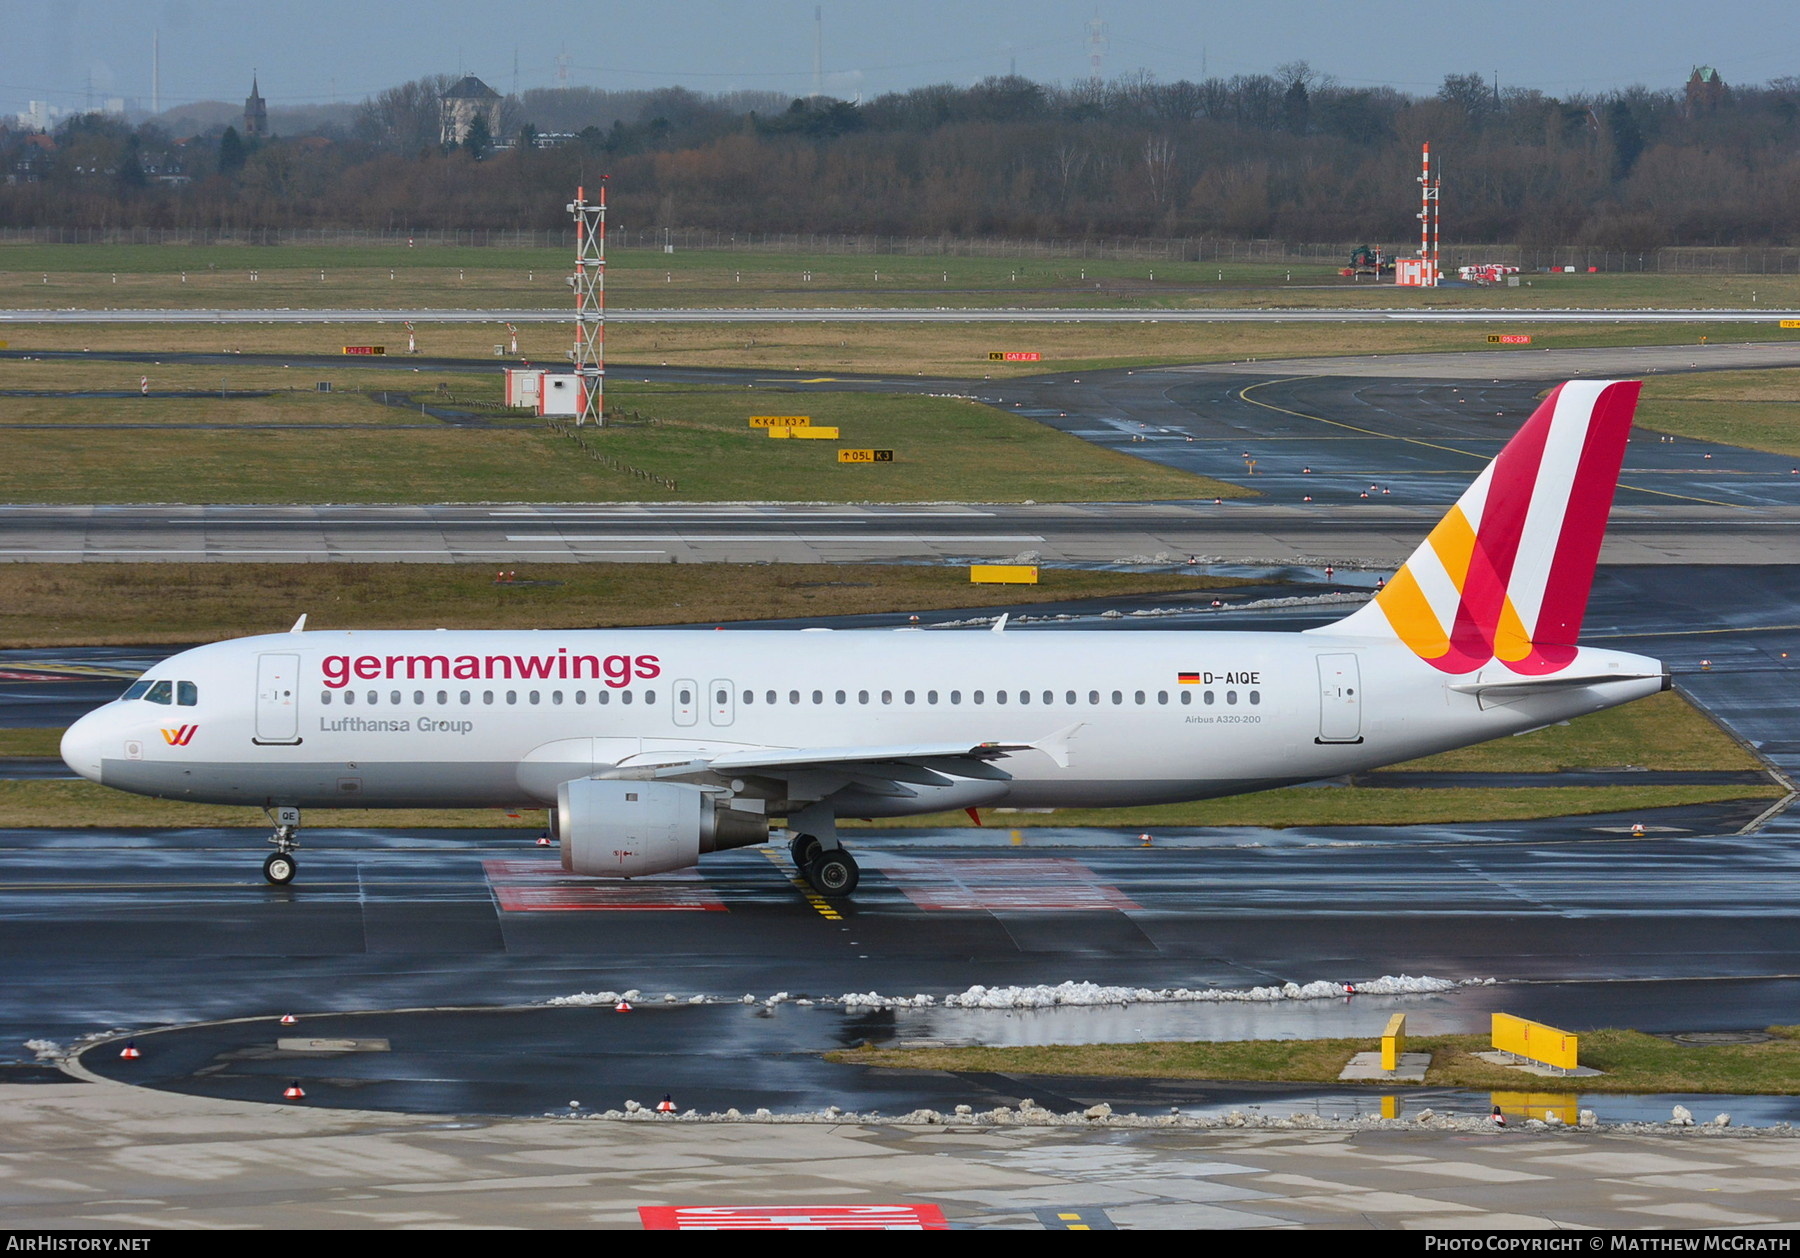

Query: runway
6;305;1800;324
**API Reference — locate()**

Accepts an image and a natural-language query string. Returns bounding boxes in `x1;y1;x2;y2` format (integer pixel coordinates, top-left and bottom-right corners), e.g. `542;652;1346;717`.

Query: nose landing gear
263;851;297;885
264;805;301;885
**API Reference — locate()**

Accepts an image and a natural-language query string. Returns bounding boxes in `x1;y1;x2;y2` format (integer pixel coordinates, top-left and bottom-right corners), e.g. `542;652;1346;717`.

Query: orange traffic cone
279;1013;297;1025
615;999;632;1012
536;835;553;847
119;1041;141;1060
284;1082;306;1100
656;1094;676;1114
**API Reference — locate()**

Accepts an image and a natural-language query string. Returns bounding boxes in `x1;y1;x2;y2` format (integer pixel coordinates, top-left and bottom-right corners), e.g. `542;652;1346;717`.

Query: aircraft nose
60;710;108;785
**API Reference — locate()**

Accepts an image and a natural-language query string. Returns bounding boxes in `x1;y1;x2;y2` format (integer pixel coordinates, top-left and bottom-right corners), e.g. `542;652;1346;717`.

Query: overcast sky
3;0;1790;118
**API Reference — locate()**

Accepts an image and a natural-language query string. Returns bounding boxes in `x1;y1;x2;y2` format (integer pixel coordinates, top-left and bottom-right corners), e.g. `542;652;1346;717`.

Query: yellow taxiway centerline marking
761;848;843;921
1235;378;1745;509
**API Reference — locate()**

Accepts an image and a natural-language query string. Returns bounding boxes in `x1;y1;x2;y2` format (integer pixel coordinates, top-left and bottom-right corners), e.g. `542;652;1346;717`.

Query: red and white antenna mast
1418;142;1440;287
568;182;606;426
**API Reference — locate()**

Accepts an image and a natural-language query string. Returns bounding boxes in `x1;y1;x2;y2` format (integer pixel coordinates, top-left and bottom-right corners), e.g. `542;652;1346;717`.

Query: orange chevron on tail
1325;380;1641;675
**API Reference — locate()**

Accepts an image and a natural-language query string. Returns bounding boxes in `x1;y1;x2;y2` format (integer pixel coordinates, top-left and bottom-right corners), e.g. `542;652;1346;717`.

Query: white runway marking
505;534;1046;543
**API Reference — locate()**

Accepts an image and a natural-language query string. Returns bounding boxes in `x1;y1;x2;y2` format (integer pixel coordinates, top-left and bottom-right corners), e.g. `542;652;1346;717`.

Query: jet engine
557;778;768;877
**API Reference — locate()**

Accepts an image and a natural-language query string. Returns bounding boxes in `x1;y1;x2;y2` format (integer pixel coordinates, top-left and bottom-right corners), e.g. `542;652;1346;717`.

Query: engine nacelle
557;778;767;877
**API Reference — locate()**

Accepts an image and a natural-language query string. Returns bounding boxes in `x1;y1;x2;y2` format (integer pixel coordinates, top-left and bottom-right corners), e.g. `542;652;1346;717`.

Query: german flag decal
1177;672;1202;685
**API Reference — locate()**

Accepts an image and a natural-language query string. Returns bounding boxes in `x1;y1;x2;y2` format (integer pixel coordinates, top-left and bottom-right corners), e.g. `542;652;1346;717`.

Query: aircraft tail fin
1324;379;1641;675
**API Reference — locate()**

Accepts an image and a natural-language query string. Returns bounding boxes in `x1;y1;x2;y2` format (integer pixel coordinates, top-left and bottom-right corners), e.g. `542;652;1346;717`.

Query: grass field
1637;368;1800;457
0;562;1249;646
4;243;1798;313
0;764;1771;833
0;382;1238;504
827;1026;1800;1096
7;319;1796;383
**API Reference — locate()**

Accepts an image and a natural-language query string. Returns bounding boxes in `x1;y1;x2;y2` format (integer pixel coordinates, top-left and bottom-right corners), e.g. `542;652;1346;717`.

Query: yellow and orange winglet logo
160;725;198;746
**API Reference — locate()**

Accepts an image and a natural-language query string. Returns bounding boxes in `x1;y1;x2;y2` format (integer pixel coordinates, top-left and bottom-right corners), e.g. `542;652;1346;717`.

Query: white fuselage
60;626;1667;817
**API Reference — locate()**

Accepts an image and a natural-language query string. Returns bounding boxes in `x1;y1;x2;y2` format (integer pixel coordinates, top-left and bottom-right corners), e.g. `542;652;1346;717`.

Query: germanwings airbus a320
61;380;1666;897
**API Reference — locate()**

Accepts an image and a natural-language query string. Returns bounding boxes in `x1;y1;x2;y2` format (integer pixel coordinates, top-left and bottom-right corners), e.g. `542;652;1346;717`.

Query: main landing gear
264;805;301;885
787;805;860;897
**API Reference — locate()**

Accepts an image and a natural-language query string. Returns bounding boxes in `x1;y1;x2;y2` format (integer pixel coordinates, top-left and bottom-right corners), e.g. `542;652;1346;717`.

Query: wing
596;726;1082;801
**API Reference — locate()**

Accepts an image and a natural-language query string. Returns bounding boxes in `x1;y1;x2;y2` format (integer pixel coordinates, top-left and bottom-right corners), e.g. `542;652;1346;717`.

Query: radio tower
1418;142;1440;287
568;183;606;426
1085;12;1108;88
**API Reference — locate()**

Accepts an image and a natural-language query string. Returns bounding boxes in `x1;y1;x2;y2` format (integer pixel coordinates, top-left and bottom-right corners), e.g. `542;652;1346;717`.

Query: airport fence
4;225;1800;274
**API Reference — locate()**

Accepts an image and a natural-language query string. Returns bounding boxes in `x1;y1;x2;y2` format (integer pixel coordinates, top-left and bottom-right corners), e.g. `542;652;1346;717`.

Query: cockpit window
121;680;152;701
143;680;173;705
177;681;198;707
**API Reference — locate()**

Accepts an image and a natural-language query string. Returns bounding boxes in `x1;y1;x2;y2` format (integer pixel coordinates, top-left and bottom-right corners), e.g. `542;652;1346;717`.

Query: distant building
1685;65;1728;116
440;75;501;146
244;75;268;139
